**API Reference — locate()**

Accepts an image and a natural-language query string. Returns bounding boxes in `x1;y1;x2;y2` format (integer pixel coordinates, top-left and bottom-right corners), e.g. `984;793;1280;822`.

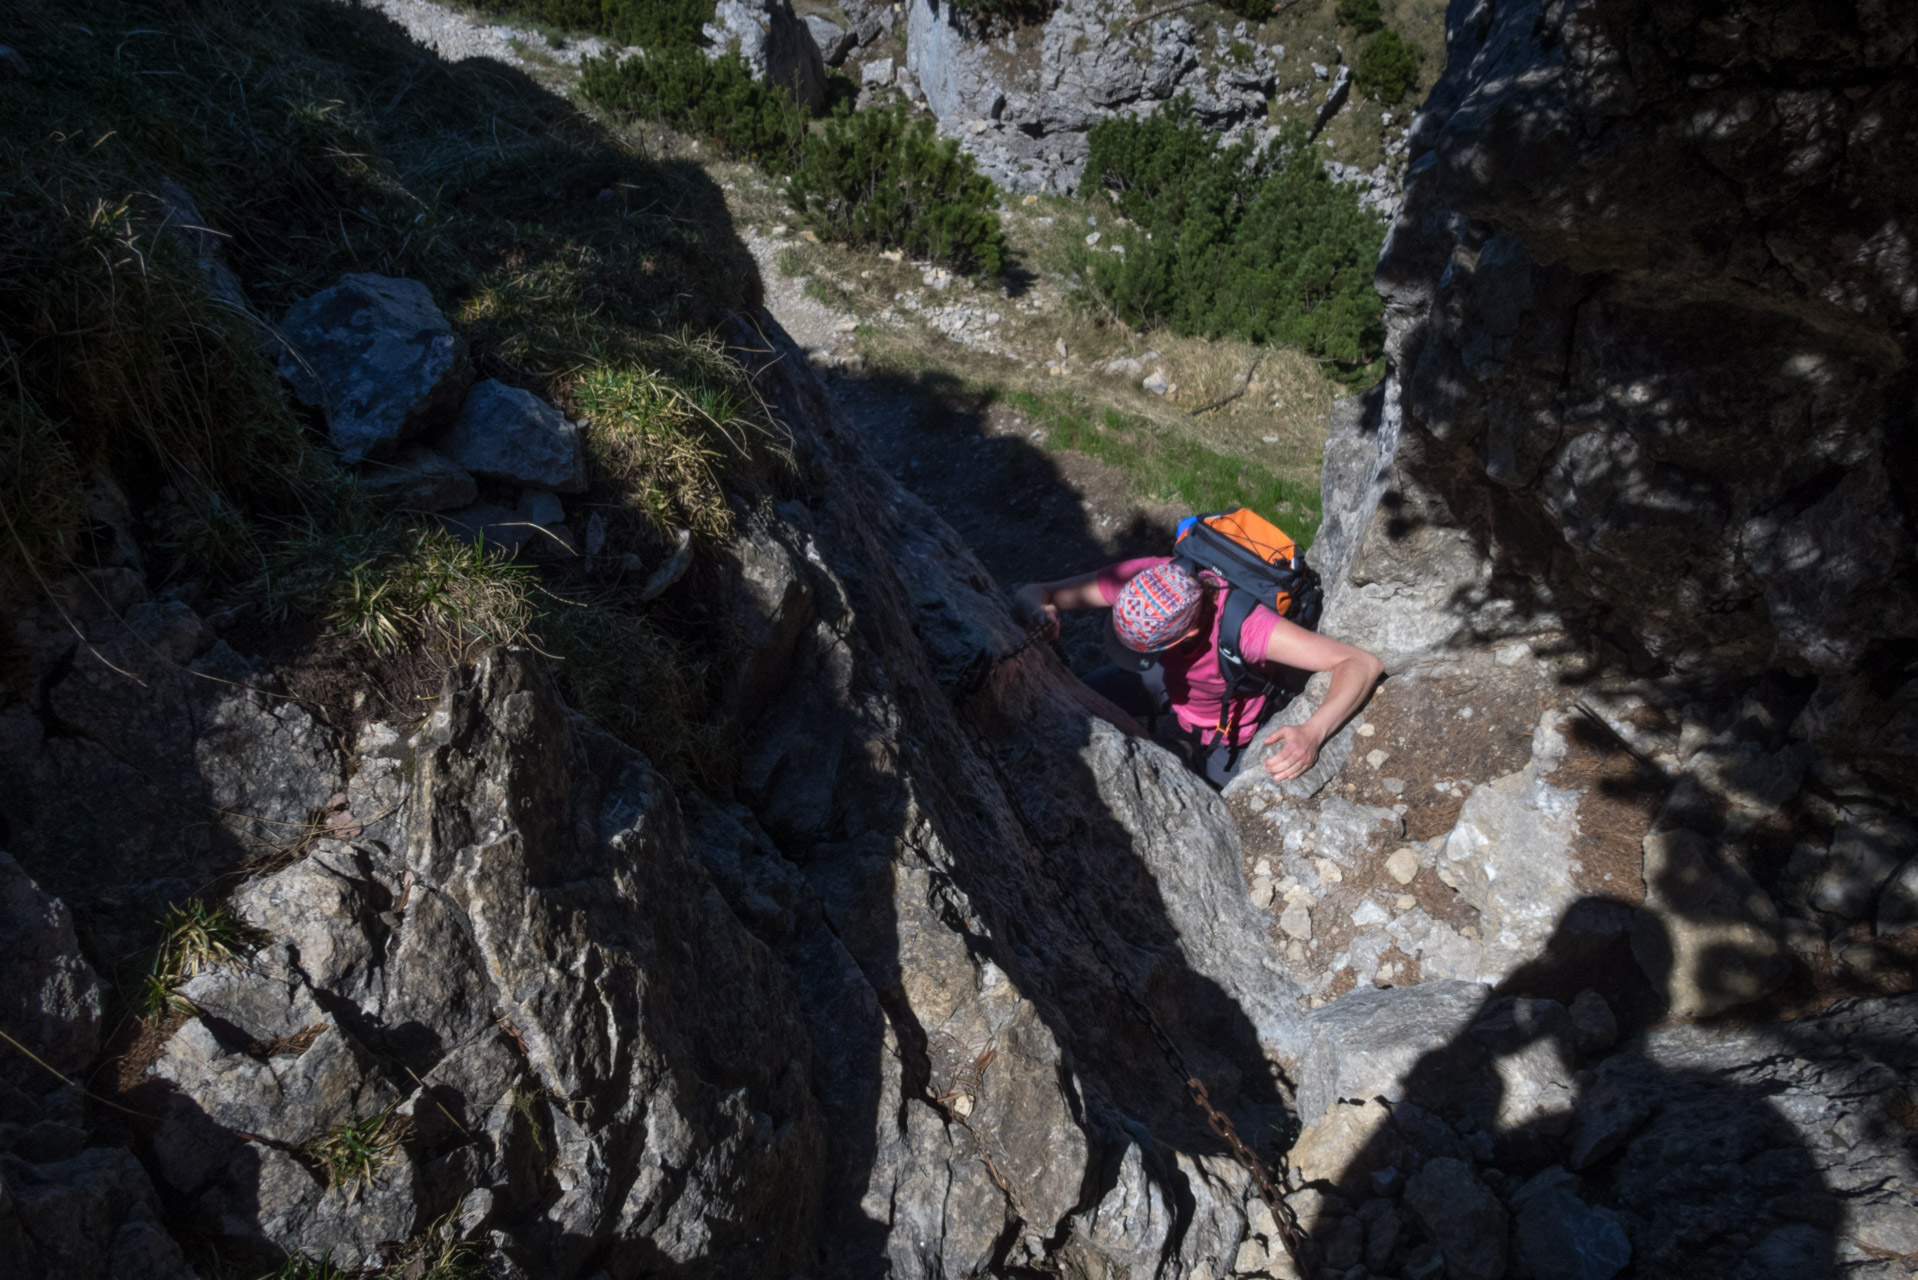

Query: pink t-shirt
1097;557;1285;746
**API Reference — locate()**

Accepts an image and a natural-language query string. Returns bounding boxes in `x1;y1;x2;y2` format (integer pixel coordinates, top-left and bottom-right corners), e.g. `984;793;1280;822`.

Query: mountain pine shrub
1081;103;1385;368
579;48;807;169
787;107;1006;277
1335;0;1384;34
1354;28;1422;104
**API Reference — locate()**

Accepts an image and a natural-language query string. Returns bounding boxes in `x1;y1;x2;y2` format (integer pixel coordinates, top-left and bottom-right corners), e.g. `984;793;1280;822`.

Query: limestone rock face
142;650;826;1273
1374;0;1918;779
276;273;472;462
705;0;828;111
905;0;1290;194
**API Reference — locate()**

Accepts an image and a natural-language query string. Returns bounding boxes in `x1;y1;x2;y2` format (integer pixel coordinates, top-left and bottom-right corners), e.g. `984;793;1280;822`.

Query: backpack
1171;507;1324;744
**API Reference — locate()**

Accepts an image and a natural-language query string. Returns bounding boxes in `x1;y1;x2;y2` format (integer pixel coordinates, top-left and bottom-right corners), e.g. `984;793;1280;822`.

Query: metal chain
951;635;1308;1265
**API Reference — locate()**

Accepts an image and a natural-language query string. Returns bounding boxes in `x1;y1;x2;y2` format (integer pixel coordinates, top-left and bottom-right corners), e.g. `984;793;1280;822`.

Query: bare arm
1011;570;1114;640
1256;617;1384;782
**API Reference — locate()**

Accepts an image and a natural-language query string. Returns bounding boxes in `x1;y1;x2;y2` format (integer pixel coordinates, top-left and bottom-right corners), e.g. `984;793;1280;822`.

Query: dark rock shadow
718;320;1303;1277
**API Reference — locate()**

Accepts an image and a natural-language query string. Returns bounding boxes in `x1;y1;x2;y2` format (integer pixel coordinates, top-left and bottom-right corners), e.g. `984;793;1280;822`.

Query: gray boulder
1878;856;1918;933
276;273;472;463
435;379;587;492
705;0;827;111
0;1146;196;1280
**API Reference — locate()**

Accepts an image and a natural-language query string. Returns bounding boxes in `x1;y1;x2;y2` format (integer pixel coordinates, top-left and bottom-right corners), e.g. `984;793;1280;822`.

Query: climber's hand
1261;722;1324;783
1012;583;1060;642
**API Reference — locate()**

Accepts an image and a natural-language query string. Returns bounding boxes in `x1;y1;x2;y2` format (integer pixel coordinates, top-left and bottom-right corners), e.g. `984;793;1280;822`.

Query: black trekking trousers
1082;664;1255;791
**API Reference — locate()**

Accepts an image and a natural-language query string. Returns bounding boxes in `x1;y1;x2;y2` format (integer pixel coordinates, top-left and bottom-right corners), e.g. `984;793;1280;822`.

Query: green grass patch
1005;390;1321;546
136;899;267;1020
306;1108;411;1189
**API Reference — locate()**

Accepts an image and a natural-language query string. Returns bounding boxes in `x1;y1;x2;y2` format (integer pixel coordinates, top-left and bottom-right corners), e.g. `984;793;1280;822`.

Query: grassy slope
0;0;790;782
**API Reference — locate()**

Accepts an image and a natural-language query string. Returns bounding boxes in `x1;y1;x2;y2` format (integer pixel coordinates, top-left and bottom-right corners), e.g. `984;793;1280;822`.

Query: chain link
953;633;1308;1265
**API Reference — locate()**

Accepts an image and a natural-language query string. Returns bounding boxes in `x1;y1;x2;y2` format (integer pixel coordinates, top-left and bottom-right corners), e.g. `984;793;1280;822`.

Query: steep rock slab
719;319;1308;1277
276;273;472;463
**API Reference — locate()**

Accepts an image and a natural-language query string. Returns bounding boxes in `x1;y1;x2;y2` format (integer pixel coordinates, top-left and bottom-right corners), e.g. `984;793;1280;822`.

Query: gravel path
357;0;623;67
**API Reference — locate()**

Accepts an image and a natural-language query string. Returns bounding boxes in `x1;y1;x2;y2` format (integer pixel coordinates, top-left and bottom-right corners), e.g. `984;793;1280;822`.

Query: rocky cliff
3;0;1916;1276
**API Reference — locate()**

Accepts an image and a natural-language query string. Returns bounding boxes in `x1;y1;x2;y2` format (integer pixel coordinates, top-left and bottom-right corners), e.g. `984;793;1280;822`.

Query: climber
1013;558;1383;790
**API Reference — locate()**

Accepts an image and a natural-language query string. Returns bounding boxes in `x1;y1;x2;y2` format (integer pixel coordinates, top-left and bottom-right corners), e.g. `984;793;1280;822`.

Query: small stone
1352;899;1389;927
1568;990;1617;1057
1385;847;1420;885
1055;337;1069;358
1357;722;1377;736
1314;858;1344;885
1251;875;1276;910
1262;434;1280;443
771;223;789;236
1143;370;1170;395
1382;777;1405;795
835;319;858;332
924;267;953;290
1280;899;1313;941
517;487;565;527
1395;895;1417;911
1366;748;1388;768
861;55;895;87
1359;1197;1402;1269
1287;939;1306;962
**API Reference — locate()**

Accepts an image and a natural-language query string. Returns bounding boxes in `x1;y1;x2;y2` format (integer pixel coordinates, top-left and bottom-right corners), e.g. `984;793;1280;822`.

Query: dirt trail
744;235;1188;672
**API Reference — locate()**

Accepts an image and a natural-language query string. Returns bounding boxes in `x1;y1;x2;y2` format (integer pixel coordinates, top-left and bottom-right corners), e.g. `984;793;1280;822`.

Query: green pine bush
579;48;807;169
1335;0;1384;34
1214;0;1280;19
467;0;713;48
1081;102;1385;368
787;107;1006;277
1354;28;1422;104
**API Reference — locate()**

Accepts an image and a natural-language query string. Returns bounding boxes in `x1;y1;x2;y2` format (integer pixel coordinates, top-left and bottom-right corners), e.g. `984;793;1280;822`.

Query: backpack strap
1174;561;1279;744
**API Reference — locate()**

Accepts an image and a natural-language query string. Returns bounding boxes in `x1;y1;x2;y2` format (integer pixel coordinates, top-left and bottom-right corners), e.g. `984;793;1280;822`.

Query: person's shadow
1309;903;1856;1279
